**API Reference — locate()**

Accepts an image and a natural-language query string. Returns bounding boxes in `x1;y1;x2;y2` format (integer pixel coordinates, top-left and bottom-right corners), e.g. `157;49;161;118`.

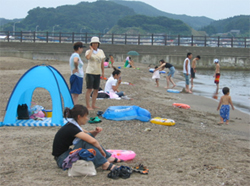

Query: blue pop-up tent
0;65;74;127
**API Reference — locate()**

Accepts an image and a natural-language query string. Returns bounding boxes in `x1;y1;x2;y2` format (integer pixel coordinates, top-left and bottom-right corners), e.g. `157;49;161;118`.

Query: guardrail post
231;37;233;48
204;36;206;47
191;35;193;46
245;37;247;48
112;33;114;44
125;34;127;45
151;34;154;45
7;31;10;42
59;32;61;43
20;31;23;42
33;31;36;42
165;34;167;46
218;36;220;47
138;34;140;45
46;32;48;43
178;35;180;46
72;32;74;43
85;33;87;44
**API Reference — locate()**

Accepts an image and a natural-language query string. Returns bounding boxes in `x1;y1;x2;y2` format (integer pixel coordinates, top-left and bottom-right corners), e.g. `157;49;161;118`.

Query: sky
0;0;249;20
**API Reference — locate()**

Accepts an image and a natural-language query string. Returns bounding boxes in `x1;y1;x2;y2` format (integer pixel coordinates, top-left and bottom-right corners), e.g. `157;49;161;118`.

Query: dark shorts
70;74;83;94
86;74;100;90
191;68;195;78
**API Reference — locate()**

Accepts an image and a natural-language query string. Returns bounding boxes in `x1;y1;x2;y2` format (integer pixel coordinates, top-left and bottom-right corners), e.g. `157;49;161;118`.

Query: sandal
97;111;103;116
113;158;124;163
119;166;132;179
107;164;120;179
132;164;149;175
88;116;102;124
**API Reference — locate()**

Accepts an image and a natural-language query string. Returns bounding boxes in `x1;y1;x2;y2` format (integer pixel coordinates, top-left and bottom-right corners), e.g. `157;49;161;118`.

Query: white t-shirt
85;49;106;75
69;53;84;78
104;75;117;93
152;70;160;79
183;58;191;74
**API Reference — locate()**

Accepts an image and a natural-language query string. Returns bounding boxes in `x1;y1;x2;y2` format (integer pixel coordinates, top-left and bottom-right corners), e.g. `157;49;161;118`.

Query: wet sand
0;57;250;186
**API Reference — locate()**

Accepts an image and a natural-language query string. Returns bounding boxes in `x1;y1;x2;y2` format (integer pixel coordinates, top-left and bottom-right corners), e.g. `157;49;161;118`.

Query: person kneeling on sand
104;67;126;97
52;105;123;171
217;87;234;125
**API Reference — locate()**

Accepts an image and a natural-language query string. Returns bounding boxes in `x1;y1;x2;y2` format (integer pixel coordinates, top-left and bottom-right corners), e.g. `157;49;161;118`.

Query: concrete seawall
0;42;249;70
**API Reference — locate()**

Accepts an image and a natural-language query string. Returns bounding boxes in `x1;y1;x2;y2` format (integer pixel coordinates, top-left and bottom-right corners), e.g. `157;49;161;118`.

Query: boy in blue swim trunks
217;87;234;125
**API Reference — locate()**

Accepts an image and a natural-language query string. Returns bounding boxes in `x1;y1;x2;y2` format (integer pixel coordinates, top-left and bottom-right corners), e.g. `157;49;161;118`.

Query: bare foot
217;122;223;124
165;87;170;89
155;85;159;87
92;106;100;109
226;123;229;125
172;84;176;89
87;107;94;111
188;90;192;93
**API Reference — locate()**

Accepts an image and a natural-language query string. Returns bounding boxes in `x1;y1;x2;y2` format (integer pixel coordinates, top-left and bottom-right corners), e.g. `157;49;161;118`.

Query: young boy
217;87;234;125
190;55;200;91
183;52;193;93
213;59;220;94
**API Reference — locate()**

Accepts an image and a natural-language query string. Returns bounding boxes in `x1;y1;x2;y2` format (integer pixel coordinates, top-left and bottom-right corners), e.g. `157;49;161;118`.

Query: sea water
176;70;250;114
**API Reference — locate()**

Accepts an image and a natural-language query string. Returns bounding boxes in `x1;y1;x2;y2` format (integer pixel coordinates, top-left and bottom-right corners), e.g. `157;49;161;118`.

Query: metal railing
0;31;249;48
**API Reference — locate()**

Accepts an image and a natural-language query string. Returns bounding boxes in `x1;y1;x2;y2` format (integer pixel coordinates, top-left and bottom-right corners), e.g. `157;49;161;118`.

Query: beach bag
68;160;96;177
17;104;29;119
90;88;110;99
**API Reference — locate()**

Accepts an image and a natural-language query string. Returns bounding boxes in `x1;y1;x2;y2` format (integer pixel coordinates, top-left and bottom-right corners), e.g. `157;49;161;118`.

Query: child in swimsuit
217;87;234;125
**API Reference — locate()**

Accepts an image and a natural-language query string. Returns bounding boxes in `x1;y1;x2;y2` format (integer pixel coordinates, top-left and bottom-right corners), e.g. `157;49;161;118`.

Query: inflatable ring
150;117;175;126
172;103;190;109
106;149;136;161
149;68;166;74
167;89;180;93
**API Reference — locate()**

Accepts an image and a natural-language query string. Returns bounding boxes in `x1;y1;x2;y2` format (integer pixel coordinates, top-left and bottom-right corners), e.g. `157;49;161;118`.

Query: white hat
214;59;219;63
89;36;101;44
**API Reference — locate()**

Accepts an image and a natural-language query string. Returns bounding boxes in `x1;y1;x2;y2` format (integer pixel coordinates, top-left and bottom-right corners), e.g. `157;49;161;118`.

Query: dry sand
0;57;250;186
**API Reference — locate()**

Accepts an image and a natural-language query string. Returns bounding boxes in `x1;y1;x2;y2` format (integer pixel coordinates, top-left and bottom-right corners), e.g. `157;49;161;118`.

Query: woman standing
52;105;123;171
155;59;176;89
69;42;84;105
85;37;106;110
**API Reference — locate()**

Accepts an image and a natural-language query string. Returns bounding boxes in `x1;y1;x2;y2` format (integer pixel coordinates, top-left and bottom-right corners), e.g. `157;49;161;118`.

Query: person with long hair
52;105;123;171
154;59;176;89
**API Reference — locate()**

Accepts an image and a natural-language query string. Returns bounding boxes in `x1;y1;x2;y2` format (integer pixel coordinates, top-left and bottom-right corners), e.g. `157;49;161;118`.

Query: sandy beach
0;57;249;186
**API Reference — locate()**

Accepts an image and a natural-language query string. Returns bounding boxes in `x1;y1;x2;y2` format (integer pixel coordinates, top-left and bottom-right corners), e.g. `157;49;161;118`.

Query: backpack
17;104;29;120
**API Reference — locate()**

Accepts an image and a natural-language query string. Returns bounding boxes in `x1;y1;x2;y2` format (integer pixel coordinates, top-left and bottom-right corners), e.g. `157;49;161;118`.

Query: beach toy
150;117;175;126
102;105;151;122
104;62;109;67
43;109;52;117
172;103;191;109
167;89;180;93
149;68;166;74
100;76;107;80
118;66;121;69
106;149;136;161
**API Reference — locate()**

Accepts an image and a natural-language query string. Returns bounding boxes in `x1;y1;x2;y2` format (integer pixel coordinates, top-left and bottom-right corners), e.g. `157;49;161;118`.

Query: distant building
229;30;240;35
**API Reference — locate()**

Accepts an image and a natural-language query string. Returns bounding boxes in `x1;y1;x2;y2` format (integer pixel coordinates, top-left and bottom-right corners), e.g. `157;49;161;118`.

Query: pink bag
30;111;45;119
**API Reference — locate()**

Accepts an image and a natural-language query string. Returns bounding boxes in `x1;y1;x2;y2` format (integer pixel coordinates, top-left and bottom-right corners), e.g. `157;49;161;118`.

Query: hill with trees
0;18;23;28
2;1;135;33
112;15;191;35
109;0;214;29
199;15;250;36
